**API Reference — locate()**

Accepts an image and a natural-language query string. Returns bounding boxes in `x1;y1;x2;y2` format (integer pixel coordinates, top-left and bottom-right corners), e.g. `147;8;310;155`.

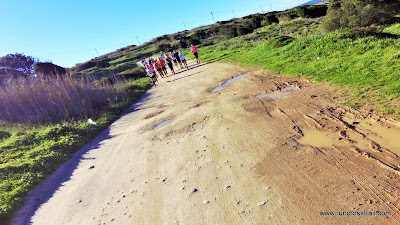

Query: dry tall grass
0;75;116;124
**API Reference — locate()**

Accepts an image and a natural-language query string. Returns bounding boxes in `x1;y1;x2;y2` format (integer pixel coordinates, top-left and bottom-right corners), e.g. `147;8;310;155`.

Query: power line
211;12;216;23
136;36;141;46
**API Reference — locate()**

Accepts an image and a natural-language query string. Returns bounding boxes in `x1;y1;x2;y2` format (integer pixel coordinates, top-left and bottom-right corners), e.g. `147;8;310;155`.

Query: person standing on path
174;50;183;69
159;58;168;75
146;65;157;85
191;44;200;64
170;51;179;68
165;53;176;75
179;50;188;69
154;59;165;78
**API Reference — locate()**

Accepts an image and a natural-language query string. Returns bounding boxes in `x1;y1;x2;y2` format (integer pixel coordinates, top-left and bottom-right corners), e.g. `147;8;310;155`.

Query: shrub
157;43;171;52
278;14;292;23
0;130;11;140
305;5;328;18
78;61;96;71
179;40;188;48
323;0;400;32
34;62;66;77
218;26;238;38
251;16;263;29
96;62;110;68
296;6;306;18
190;38;201;45
237;26;254;36
265;14;279;25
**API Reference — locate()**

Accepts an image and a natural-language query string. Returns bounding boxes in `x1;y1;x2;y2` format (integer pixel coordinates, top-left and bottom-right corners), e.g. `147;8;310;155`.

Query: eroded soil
13;62;400;225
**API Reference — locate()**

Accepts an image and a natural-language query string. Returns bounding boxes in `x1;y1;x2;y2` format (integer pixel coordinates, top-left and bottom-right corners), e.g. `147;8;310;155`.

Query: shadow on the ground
166;71;204;83
12;93;152;225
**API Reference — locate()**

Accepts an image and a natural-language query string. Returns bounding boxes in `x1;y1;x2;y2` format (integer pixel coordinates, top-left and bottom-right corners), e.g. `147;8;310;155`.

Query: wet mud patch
153;119;174;130
211;73;249;93
143;111;165;120
256;87;299;101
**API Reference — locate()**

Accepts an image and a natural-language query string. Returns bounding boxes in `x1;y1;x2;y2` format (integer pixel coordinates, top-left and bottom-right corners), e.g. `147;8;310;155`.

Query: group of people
141;44;200;85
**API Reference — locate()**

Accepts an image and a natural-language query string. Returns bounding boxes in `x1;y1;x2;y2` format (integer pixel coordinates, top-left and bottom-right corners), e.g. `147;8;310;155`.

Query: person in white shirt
179;51;188;69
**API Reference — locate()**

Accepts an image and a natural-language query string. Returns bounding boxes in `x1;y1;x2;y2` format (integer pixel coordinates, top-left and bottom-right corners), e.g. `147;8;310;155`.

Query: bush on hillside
157;43;171;52
296;6;307;18
265;14;279;25
297;5;328;18
323;0;400;32
34;62;66;77
0;130;11;141
179;40;188;48
278;14;292;23
237;26;254;36
96;62;111;68
190;38;201;45
251;16;263;29
78;61;96;71
218;26;238;38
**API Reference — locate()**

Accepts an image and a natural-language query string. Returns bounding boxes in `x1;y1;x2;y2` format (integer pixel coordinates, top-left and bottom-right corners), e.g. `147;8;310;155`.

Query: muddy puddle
153;119;174;130
211;73;249;93
256;87;298;101
343;117;400;155
298;118;400;156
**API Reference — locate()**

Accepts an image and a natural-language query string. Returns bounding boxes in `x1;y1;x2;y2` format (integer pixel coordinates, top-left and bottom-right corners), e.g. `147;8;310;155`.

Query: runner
170;51;179;68
191;44;200;64
165;53;175;75
146;65;157;85
154;59;164;78
141;59;148;68
149;56;156;65
159;53;165;61
159;58;168;75
174;50;183;69
179;50;188;69
148;63;157;78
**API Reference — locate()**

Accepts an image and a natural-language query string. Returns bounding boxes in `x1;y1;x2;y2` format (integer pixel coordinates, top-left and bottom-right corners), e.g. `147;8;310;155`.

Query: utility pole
94;49;99;57
211;12;215;23
136;36;141;46
232;10;236;18
269;3;273;11
183;21;187;30
260;5;265;13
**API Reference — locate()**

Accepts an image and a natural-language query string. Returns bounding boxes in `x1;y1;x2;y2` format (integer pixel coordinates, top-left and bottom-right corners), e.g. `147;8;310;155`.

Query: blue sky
0;0;305;67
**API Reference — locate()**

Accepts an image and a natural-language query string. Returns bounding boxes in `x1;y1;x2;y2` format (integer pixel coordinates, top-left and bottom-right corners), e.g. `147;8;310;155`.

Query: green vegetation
0;78;153;223
190;17;400;117
3;0;400;223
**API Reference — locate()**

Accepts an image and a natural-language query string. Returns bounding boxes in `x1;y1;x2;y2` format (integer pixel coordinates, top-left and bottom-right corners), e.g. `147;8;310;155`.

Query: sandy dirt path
13;61;400;225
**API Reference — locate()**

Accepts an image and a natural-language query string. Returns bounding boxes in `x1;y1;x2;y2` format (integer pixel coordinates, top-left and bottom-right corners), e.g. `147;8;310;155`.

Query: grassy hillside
0;78;153;223
187;17;400;117
3;0;400;223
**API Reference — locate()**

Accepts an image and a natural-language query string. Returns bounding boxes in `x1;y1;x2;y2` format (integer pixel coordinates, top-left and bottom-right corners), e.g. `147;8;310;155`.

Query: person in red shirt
148;64;157;78
159;58;168;75
191;44;200;64
154;60;165;78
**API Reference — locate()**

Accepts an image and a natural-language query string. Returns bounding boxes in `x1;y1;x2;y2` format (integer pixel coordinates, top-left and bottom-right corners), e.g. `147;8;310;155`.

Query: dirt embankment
13;61;400;225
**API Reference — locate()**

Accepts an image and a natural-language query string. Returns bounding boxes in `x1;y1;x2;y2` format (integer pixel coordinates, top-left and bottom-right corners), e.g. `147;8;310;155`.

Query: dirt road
13;61;400;224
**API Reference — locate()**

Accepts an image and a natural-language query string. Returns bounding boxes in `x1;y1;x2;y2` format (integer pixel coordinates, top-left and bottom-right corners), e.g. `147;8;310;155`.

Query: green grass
193;22;400;117
0;78;153;224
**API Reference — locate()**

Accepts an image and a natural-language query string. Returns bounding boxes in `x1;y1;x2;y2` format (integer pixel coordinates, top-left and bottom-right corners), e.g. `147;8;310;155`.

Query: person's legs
183;59;188;69
163;66;168;76
194;52;200;64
